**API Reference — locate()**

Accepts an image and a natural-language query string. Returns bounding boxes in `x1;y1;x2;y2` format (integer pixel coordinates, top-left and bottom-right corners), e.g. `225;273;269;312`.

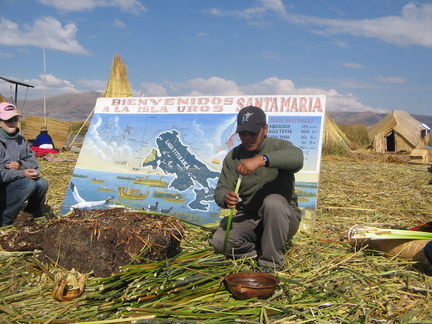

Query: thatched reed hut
368;110;423;154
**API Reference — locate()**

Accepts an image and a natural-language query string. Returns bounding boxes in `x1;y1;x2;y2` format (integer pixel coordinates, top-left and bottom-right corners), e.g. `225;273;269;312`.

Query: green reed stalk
223;175;242;254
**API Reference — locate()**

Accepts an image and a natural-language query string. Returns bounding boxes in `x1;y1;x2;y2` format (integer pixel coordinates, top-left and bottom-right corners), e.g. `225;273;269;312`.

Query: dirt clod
0;209;186;277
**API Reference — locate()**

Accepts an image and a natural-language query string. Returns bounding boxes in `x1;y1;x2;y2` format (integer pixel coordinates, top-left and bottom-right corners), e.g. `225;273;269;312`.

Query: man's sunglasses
1;116;19;123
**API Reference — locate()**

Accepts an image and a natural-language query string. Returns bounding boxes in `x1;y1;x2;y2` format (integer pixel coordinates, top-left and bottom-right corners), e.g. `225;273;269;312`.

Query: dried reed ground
2;151;432;323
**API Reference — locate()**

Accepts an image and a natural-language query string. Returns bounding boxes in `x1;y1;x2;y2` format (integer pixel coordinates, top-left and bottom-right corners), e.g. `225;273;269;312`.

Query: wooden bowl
224;272;280;300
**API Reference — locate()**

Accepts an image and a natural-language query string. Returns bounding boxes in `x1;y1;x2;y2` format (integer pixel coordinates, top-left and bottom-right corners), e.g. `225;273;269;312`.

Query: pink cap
0;102;21;121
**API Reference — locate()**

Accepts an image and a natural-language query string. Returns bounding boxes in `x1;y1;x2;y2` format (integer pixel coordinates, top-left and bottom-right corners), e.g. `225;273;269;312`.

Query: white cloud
176;77;242;96
248;78;386;113
327;91;386;113
209;1;432;48
240;77;296;94
329;78;378;89
237;77;384;112
1;74;387;114
140;83;168;97
208;0;286;21
332;40;349;48
38;0;147;14
260;50;288;60
378;76;406;84
32;74;80;96
140;76;384;113
113;19;126;28
77;79;107;92
0;52;13;59
341;62;368;70
260;0;288;17
80;115;133;167
1;75;115;100
288;3;432;48
0;17;89;55
0;74;80;99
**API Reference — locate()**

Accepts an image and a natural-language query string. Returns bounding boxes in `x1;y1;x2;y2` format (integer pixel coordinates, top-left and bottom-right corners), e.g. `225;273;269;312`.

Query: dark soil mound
0;209;186;277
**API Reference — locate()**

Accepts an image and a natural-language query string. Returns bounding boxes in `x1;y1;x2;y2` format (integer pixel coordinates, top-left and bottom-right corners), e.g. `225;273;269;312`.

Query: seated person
33;126;55;149
210;106;304;272
0;102;49;226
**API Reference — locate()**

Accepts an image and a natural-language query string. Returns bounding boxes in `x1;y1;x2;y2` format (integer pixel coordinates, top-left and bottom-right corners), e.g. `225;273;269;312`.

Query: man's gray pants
210;194;300;269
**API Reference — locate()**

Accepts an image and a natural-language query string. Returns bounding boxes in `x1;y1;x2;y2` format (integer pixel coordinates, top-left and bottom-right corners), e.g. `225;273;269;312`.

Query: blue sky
1;0;431;116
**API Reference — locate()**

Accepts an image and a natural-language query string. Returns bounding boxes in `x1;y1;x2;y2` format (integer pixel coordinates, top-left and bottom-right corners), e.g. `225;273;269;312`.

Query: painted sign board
61;95;325;229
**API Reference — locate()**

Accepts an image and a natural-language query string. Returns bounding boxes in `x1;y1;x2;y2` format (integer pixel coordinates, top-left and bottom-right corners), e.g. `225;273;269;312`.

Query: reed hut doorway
385;131;395;152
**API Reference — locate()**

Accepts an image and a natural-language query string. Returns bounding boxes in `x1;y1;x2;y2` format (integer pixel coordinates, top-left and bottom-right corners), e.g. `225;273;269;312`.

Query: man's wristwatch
263;155;269;167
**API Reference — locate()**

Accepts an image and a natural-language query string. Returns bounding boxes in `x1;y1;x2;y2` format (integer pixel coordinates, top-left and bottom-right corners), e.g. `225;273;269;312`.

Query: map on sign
61;95;325;227
142;130;220;210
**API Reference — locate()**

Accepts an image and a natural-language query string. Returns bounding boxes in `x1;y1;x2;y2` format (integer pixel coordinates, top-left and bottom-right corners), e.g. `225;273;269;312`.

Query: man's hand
5;161;21;170
237;156;265;175
224;190;239;209
24;169;40;179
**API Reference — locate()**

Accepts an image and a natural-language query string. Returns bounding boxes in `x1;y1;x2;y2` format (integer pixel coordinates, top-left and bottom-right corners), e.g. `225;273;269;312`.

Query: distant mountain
17;91;102;121
15;92;432;127
327;111;382;126
327;111;432;127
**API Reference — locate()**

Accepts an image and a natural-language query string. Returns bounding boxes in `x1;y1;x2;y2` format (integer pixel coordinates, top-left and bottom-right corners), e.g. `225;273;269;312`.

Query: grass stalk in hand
223;175;242;254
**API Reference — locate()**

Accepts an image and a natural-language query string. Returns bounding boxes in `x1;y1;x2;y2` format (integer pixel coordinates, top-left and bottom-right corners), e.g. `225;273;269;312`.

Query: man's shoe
257;265;273;273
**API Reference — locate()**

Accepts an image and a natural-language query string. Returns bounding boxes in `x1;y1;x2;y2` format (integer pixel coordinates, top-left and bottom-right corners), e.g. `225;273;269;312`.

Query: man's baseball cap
0;102;21;121
236;106;267;133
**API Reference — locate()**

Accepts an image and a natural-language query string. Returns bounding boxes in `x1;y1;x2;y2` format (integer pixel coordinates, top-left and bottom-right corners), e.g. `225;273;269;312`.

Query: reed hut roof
368;110;421;152
323;113;354;152
102;54;132;98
